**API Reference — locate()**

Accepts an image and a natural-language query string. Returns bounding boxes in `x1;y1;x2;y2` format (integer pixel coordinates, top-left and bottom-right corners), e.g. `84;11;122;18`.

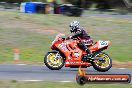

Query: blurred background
0;0;132;15
0;0;131;65
0;1;132;88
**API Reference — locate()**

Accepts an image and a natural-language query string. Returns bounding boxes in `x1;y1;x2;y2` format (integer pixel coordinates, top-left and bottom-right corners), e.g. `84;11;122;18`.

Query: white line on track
16;64;27;65
19;80;43;82
19;80;73;82
59;81;73;83
118;68;126;69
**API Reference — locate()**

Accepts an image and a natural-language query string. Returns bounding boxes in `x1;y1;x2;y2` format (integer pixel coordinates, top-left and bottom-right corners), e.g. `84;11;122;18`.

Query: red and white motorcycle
44;34;112;72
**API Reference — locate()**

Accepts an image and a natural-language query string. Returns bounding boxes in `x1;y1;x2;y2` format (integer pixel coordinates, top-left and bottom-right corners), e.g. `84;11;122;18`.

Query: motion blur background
0;0;132;88
0;0;132;65
0;0;132;14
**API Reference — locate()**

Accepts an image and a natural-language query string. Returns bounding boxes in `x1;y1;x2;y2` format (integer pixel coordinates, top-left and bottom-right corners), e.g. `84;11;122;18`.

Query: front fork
54;53;62;60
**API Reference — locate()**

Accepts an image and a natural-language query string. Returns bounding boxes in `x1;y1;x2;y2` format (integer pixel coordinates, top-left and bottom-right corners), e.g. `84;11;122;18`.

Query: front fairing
51;34;65;50
55;39;83;60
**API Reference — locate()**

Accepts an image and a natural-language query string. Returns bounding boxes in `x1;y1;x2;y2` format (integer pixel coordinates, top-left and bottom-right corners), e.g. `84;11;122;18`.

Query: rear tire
44;52;65;70
92;52;112;72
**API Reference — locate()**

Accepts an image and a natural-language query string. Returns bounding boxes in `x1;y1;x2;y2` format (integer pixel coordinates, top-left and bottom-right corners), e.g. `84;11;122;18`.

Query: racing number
100;41;107;45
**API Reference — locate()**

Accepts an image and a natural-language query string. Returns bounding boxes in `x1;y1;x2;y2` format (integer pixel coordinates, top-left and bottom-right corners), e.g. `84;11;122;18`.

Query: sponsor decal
58;42;68;52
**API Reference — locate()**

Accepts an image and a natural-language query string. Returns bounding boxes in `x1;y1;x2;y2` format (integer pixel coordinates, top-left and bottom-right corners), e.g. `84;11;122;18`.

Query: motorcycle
44;34;112;72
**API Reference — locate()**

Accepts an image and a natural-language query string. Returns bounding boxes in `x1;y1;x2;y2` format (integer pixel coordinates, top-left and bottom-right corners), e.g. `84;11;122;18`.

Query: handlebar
65;36;81;40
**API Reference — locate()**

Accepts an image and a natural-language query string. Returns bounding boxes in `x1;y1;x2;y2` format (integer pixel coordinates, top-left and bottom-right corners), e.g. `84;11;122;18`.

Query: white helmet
69;21;80;33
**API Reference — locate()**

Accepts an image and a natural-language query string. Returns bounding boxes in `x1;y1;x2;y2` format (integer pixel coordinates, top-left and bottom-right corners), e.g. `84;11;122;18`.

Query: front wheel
44;52;65;70
92;52;112;72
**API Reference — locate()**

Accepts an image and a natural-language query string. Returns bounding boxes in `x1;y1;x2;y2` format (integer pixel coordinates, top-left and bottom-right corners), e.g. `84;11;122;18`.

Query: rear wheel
44;52;65;70
92;52;112;72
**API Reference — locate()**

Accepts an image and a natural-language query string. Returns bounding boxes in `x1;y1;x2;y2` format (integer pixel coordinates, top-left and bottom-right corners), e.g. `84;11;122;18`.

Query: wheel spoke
46;53;63;68
95;53;110;68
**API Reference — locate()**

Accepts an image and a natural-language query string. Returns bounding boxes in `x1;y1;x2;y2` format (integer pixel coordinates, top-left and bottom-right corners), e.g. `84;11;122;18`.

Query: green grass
83;10;117;14
0;11;131;63
0;81;131;88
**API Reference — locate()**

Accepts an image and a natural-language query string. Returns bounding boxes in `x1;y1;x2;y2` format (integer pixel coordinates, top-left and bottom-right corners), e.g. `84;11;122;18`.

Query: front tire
44;52;65;70
92;52;112;72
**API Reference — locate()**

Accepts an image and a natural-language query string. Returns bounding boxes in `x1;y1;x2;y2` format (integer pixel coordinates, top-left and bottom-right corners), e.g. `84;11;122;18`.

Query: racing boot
82;50;93;62
85;49;93;59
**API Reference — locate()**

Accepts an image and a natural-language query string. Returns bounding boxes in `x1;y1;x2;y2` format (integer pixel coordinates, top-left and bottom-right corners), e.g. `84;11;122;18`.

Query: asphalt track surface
0;64;132;82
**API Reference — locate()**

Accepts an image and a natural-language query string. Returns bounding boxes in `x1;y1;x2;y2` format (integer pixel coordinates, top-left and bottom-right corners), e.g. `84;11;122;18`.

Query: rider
68;21;93;59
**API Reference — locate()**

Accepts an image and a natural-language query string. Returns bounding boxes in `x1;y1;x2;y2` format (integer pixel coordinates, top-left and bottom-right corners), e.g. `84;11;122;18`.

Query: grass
0;11;132;63
83;10;117;14
0;81;131;88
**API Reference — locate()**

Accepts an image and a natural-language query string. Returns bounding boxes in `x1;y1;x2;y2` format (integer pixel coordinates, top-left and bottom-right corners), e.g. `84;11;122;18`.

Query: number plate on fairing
98;40;109;49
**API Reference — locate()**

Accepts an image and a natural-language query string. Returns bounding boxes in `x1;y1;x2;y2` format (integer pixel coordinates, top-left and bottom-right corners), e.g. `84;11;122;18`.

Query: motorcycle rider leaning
68;21;93;59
